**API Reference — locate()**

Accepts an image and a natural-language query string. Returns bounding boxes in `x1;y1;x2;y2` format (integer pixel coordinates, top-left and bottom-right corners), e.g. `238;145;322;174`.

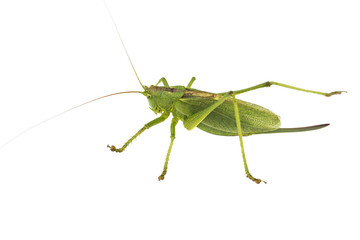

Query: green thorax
145;85;186;114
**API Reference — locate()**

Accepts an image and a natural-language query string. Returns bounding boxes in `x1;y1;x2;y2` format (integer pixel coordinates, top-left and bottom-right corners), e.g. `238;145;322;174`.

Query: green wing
173;91;281;136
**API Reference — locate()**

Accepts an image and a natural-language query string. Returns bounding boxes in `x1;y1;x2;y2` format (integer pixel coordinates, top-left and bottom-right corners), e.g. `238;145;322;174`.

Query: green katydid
0;72;345;185
99;4;345;184
1;3;345;184
105;77;343;184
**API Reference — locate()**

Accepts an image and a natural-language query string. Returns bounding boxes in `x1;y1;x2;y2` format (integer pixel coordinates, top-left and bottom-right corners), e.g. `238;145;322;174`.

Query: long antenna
0;91;142;150
103;0;145;89
0;2;145;150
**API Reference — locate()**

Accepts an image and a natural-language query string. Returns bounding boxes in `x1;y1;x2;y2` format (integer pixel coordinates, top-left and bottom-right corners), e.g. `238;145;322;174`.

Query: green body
147;86;280;136
96;6;345;184
108;77;343;184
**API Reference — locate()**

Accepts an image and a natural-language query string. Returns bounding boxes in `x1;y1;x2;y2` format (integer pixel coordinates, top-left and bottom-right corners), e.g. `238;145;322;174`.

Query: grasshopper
2;3;345;184
98;4;345;183
105;76;343;184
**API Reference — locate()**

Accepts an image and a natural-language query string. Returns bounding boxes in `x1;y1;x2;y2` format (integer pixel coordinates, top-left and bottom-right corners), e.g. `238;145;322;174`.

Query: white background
0;0;358;239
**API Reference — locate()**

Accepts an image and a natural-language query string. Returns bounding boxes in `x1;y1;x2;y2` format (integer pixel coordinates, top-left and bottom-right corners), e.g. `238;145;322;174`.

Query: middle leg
186;77;196;88
158;117;179;181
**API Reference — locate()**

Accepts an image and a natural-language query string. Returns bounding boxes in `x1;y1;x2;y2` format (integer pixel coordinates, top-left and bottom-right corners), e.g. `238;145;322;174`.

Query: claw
158;170;167;181
247;175;267;184
107;145;123;152
326;91;347;97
